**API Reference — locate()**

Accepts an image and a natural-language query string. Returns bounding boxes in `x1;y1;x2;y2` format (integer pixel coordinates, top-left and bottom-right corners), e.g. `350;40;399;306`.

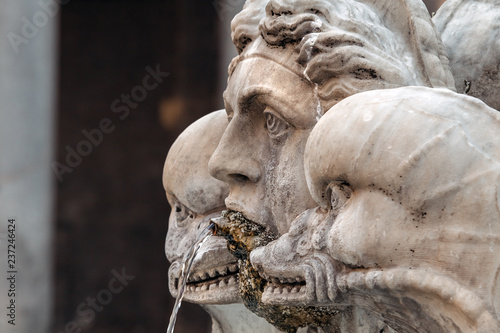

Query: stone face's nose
208;115;263;185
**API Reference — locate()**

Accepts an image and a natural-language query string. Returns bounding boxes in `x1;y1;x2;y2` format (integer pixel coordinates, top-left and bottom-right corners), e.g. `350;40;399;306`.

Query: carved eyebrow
237;86;303;127
237;86;292;117
237;86;272;111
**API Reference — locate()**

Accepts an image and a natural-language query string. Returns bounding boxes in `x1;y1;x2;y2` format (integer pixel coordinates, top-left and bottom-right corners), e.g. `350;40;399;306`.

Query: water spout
209;210;336;333
166;224;214;333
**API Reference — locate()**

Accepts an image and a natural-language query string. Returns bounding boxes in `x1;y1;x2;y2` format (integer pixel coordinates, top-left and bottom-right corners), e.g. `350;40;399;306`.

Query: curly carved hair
230;0;455;111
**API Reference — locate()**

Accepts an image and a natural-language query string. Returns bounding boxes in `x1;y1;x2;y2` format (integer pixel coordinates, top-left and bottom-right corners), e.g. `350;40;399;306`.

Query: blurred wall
53;1;219;332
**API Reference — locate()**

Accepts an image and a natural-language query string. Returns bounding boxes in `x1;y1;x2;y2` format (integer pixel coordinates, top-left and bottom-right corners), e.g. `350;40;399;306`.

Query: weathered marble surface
251;87;500;332
164;110;280;332
164;0;500;331
434;0;500;110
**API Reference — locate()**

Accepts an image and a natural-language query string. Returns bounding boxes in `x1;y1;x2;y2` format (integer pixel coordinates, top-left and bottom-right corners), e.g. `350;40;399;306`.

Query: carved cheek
267;129;317;234
165;213;182;262
327;190;407;268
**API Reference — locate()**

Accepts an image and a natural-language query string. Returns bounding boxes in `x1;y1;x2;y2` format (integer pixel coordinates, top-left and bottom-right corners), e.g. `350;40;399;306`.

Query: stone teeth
296;277;302;283
217;266;228;276
228;264;238;273
291;286;300;293
209;283;217;290
274;287;282;294
228;276;237;285
201;273;209;280
219;279;227;287
201;284;208;291
195;286;201;292
209;269;217;278
194;274;202;281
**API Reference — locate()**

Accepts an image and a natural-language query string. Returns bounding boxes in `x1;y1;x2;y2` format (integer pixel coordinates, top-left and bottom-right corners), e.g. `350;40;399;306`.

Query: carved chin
253;254;500;331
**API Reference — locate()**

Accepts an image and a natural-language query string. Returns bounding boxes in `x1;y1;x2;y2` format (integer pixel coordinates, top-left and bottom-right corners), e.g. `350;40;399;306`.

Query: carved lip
169;251;241;304
262;275;307;300
181;263;239;291
224;201;269;230
260;269;311;304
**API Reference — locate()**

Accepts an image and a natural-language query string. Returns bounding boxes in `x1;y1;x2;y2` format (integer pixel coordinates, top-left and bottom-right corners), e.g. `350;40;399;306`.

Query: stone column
0;0;58;331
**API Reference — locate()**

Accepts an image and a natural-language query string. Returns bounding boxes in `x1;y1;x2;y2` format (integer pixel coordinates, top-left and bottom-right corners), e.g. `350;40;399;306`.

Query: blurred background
0;0;445;332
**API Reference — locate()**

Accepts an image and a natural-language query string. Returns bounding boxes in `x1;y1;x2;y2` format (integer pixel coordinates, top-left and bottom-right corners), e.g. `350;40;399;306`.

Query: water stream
166;224;214;333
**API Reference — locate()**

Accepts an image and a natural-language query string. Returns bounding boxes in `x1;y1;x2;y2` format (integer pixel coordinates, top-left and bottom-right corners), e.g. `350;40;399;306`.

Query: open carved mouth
262;275;307;302
176;263;239;293
264;277;306;295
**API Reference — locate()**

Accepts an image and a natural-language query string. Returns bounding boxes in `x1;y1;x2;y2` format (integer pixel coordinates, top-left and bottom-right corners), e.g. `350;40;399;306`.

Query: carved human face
209;58;319;236
164;110;240;304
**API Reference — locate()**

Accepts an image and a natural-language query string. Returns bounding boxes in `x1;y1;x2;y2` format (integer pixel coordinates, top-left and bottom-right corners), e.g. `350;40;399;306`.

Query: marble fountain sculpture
164;0;500;332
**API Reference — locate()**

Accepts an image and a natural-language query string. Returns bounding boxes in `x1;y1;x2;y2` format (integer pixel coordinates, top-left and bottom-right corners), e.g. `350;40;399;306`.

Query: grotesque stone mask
163;110;239;304
251;87;500;331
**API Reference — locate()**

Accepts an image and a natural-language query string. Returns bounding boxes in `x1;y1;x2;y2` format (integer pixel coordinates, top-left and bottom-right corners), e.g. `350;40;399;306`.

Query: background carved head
434;0;500;111
163;110;240;304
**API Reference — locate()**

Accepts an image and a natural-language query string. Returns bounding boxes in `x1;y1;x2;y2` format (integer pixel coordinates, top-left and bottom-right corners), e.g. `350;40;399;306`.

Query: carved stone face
251;87;500;331
209;0;453;238
163;110;240;304
209;58;319;236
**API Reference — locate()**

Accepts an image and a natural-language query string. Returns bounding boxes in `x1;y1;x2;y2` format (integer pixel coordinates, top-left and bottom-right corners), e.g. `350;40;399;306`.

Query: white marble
434;0;500;110
165;0;500;331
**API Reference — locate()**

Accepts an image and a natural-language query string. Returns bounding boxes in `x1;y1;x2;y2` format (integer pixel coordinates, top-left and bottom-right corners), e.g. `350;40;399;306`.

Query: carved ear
362;0;455;90
305;86;500;213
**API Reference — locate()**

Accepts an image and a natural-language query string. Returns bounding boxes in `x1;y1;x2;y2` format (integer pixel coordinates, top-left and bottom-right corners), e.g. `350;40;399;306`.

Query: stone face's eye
264;109;289;139
326;182;352;215
172;200;196;226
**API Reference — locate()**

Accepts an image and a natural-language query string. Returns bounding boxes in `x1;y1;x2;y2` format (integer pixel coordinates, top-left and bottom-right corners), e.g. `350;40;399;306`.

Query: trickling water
166;224;214;333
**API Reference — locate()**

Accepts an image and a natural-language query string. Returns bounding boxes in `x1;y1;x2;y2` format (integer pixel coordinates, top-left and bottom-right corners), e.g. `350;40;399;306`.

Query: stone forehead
306;87;500;211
